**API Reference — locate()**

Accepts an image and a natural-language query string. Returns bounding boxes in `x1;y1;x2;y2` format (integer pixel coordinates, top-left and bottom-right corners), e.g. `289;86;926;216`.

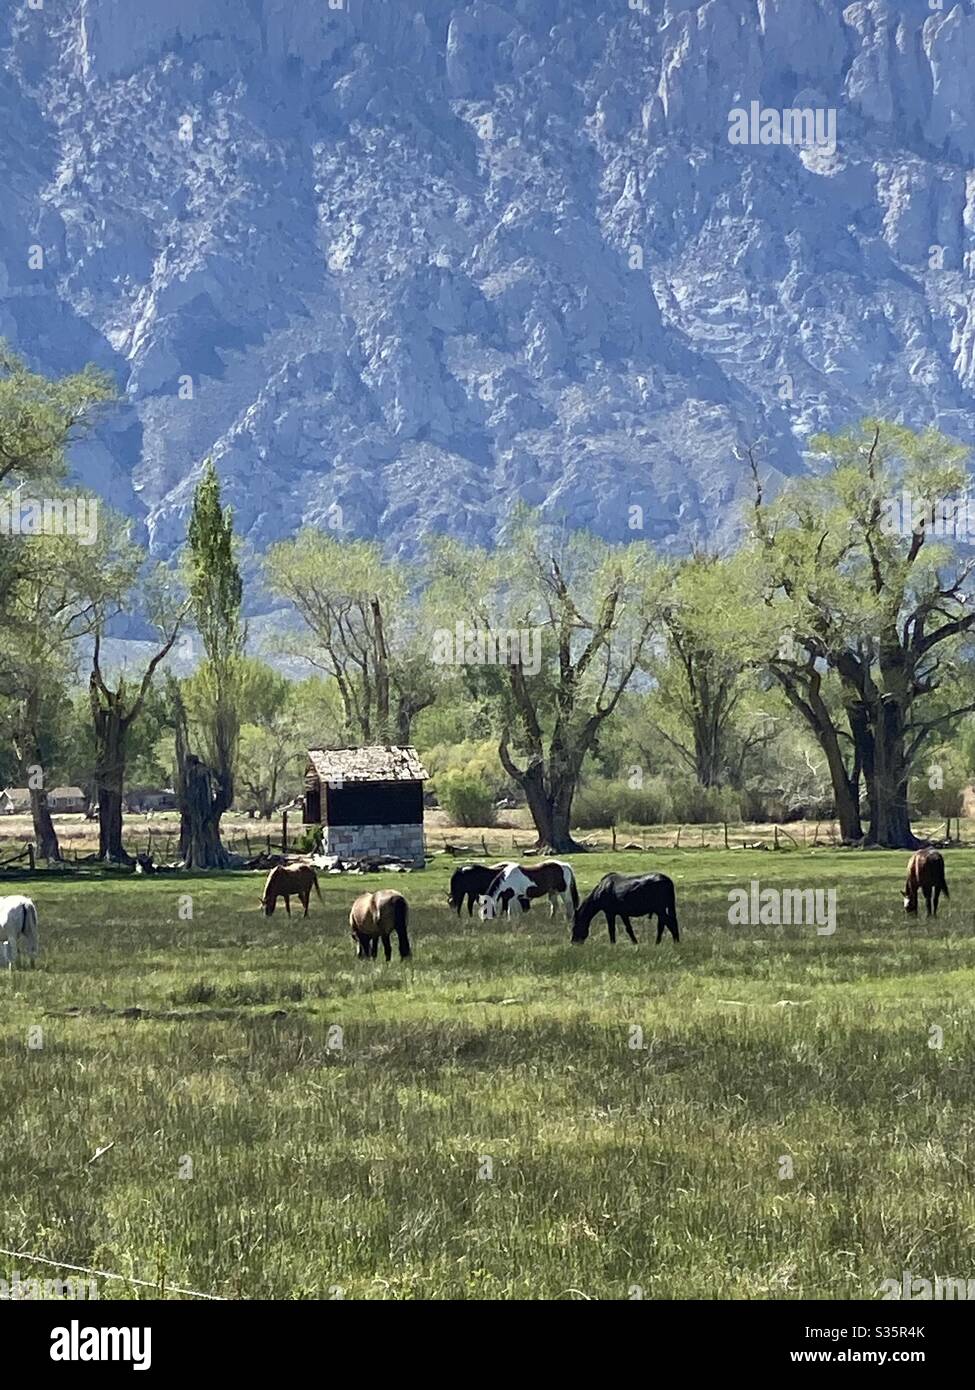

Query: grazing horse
260;863;323;917
349;890;411;960
903;849;949;918
447;863;512;917
0;895;39;969
479;861;579;921
572;872;680;944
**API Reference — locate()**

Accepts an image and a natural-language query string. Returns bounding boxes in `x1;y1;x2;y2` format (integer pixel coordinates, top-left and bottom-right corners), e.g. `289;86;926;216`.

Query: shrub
437;771;498;827
572;776;673;829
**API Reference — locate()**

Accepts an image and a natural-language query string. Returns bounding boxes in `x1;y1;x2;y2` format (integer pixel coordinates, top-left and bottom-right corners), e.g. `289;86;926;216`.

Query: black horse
447;863;509;917
572;872;680;944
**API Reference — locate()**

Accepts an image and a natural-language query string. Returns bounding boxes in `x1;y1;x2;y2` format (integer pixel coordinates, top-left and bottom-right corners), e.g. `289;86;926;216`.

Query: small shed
303;745;428;866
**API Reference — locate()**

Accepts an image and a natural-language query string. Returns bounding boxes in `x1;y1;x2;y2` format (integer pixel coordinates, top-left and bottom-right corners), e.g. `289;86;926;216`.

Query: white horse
0;896;39;969
479;861;579;921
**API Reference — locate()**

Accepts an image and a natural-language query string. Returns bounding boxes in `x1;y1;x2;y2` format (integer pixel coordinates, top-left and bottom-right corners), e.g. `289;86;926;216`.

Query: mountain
3;0;975;574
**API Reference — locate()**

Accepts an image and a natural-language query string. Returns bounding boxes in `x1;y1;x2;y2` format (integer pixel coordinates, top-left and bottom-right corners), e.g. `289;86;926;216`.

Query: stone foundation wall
323;822;425;867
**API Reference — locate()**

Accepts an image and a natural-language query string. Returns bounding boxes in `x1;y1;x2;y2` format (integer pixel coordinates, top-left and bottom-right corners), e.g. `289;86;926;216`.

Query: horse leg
284;895;291;917
622;915;638;944
606;912;617;944
381;932;392;962
301;889;310;917
923;885;933;917
933;884;941;916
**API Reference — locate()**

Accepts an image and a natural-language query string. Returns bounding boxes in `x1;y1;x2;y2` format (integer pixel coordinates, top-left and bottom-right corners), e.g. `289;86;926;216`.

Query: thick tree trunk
97;786;129;863
517;759;585;854
93;712;132;863
862;697;919;848
178;754;233;869
30;785;61;861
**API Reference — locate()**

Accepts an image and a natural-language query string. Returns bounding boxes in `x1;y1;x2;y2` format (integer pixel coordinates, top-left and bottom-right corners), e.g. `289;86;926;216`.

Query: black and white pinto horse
479;861;579;921
0;895;40;969
447;863;511;917
572;872;680;944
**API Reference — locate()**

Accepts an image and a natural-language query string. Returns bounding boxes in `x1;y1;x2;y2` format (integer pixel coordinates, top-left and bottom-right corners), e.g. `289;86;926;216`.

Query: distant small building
124;787;178;814
48;787;87;814
0;787;30;815
303;745;428;866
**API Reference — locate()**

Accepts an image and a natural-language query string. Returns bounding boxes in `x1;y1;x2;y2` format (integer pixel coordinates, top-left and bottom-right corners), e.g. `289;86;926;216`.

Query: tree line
2;342;974;860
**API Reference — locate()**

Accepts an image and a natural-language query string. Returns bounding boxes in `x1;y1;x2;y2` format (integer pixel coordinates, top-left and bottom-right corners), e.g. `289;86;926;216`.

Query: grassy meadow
2;847;975;1300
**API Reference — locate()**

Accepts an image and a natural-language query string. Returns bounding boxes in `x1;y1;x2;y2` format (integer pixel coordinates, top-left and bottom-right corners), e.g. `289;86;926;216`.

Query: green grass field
2;849;974;1300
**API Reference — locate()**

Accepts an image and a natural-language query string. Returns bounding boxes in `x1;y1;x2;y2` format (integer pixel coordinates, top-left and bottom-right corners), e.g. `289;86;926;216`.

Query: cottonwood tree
431;515;661;852
0;508;139;858
88;573;185;863
0;346;115;855
0;342;114;492
645;553;776;789
172;460;245;868
264;531;435;743
751;422;975;847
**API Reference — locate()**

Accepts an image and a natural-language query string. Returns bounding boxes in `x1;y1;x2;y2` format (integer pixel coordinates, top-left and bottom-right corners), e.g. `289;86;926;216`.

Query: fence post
282;809;289;855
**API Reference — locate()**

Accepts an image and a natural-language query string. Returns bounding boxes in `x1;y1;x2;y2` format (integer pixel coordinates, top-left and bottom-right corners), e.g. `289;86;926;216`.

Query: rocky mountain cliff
3;0;975;571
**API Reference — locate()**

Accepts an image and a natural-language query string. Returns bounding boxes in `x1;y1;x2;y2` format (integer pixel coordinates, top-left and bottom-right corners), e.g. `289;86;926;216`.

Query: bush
436;771;498;827
572;776;673;829
296;825;323;855
668;781;742;825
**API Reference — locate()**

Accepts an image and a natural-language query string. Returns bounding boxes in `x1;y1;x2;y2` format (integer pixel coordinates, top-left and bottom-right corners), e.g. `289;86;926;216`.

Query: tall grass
1;851;973;1299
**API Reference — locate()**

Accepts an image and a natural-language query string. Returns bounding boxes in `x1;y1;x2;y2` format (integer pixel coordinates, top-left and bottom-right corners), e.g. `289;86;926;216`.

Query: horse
572;872;680;945
903;848;949;917
479;861;579;921
260;863;323;917
0;896;39;969
349;890;411;960
447;863;512;917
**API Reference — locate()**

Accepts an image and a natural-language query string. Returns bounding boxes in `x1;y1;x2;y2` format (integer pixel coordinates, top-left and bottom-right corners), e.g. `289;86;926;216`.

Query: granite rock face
2;0;975;573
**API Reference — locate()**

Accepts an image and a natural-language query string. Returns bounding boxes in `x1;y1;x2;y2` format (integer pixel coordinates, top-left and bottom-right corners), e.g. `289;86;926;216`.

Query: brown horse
261;863;323;917
349;890;411;960
903;849;949;917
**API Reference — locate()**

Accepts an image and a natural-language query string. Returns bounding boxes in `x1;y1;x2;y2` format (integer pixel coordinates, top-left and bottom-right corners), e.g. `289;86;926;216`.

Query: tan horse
261;863;323;917
349;890;411;960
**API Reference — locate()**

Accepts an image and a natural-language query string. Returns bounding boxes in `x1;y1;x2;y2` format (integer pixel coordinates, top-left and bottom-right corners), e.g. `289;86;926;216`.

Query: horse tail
666;876;680;940
393;895;411;959
938;860;950;898
568;869;579;910
25;901;38;957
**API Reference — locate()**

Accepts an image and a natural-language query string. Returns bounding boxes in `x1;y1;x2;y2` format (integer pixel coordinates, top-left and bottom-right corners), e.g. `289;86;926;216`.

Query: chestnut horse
903;849;949;917
260;863;323;917
349;890;411;960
